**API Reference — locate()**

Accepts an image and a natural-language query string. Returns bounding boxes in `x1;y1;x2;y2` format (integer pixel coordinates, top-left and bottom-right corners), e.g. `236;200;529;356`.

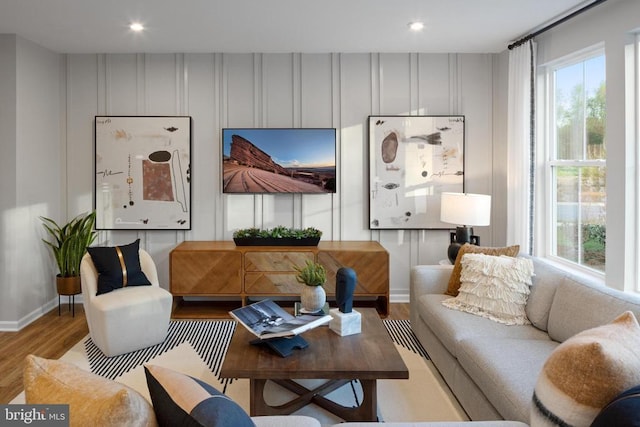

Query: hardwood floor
0;302;409;404
0;304;89;404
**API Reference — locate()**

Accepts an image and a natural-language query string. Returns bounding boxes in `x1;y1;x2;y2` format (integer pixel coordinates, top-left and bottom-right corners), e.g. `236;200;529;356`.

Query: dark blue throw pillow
87;239;151;295
144;365;255;427
591;384;640;427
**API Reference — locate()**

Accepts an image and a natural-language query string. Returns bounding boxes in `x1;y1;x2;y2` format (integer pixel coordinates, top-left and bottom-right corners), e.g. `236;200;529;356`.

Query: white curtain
507;40;536;252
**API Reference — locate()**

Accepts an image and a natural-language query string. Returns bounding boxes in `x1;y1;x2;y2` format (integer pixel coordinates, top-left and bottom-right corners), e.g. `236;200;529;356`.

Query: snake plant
40;211;97;277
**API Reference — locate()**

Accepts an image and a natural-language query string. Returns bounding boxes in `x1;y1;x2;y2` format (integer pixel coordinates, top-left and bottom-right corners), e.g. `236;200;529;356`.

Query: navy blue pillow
144;365;255;427
87;239;151;295
591;384;640;427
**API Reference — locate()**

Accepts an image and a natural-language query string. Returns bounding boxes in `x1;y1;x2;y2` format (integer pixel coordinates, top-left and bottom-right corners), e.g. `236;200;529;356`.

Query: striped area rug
14;318;467;423
84;319;429;384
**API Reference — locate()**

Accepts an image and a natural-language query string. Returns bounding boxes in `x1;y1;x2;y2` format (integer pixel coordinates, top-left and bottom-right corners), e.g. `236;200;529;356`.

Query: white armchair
80;249;173;357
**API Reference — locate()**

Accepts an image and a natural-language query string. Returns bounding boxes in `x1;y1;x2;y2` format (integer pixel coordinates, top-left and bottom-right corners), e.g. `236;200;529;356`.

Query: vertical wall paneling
370;53;381;243
299;54;334;237
263;54;296;229
66;55;99;223
176;53;185;253
137;54;146;248
108;55;137;115
417;54;451;114
377;53;413;299
414;53;455;265
136;54;144;114
293;53;302;127
331;53;341;241
410;53;419;115
338;54;373;242
177;53;187;245
187;54;217;241
145;54;178;115
254;53;264;228
97;54;107;115
223;54;260;237
61;51;499;305
449;54;459;114
491;52;509;247
293;53;302;229
408;52;419;266
60;54;68;226
213;53;223;240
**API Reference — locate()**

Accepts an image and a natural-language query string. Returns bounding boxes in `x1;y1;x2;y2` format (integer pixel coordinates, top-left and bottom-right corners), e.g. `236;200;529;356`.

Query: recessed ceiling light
408;22;424;31
130;22;145;32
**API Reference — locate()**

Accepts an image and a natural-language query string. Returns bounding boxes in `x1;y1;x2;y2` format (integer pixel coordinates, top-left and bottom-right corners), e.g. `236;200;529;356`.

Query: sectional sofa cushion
87;239;151;295
24;354;157;427
523;257;564;332
531;311;640;427
547;276;640;342
445;244;520;297
442;254;534;325
417;294;550;359
457;337;559;422
144;365;255;427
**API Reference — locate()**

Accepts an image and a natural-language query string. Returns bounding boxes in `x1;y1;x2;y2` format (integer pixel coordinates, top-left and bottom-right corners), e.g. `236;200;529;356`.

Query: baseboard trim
390;292;409;303
0;296;83;331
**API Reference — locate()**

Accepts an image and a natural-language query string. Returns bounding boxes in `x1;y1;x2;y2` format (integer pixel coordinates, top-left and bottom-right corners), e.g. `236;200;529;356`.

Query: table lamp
440;192;491;264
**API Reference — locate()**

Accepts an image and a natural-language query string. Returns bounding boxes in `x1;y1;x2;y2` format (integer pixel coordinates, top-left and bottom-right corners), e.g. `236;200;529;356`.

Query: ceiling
0;0;597;54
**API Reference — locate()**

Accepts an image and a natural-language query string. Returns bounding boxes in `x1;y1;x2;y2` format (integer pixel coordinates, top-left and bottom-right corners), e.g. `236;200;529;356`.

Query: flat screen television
222;128;336;194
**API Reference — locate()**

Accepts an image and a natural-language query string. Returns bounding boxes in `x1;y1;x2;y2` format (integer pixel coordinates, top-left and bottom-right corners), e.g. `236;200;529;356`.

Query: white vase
301;285;326;312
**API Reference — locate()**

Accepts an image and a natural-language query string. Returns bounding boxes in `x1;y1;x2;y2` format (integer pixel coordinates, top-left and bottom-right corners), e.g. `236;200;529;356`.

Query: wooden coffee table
220;308;408;422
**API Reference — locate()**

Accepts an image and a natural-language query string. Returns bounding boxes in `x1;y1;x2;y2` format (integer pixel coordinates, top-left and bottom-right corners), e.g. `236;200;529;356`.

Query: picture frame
94;116;192;230
368;115;464;229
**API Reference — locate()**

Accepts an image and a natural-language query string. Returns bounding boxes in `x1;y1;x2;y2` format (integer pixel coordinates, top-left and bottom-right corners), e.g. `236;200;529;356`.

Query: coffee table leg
316;379;377;421
358;379;377;421
250;379;268;416
250;378;324;416
249;378;378;422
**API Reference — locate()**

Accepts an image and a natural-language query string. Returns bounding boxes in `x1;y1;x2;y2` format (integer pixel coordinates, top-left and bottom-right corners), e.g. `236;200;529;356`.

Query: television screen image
222;128;336;194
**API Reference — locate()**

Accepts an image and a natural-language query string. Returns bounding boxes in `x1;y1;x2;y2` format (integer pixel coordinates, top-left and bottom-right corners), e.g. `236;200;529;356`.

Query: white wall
63;52;502;304
0;35;19;324
0;35;62;329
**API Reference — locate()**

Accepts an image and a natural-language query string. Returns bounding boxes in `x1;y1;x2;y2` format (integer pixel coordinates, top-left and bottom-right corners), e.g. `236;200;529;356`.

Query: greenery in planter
233;226;322;240
294;260;327;287
40;211;98;277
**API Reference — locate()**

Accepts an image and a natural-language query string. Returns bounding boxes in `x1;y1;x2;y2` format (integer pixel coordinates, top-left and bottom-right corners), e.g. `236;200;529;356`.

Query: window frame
539;45;606;280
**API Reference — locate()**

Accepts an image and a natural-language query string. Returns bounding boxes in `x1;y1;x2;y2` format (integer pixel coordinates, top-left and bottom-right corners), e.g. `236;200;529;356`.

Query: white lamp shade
440;192;491;226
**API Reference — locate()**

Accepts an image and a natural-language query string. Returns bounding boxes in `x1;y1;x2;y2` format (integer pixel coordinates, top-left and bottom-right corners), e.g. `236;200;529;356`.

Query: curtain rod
508;0;608;50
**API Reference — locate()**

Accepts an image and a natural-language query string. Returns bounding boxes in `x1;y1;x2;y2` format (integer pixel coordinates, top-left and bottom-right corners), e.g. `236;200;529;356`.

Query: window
545;51;606;273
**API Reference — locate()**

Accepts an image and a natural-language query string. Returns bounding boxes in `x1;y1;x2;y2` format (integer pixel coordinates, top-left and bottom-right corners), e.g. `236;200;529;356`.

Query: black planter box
233;237;320;246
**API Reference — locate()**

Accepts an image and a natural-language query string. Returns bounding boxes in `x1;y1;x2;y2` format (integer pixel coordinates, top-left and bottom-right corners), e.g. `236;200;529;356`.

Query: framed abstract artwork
368;115;464;229
94;116;191;230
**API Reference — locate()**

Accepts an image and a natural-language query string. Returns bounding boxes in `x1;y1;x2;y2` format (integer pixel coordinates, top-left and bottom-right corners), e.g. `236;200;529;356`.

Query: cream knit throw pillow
531;311;640;427
442;253;534;325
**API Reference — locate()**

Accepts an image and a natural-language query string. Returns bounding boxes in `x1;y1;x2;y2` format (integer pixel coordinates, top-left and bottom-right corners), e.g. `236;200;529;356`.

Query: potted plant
40;211;97;294
233;226;322;246
294;260;327;313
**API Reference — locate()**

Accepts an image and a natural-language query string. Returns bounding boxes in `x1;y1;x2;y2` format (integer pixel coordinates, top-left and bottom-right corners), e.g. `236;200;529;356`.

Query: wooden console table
170;241;389;317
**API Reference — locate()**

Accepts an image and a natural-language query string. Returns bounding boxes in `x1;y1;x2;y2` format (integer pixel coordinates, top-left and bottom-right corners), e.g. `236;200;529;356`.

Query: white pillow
442;253;534;325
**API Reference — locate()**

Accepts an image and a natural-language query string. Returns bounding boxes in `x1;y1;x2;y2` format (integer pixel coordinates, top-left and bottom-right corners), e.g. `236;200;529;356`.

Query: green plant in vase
40;211;97;294
294;260;327;312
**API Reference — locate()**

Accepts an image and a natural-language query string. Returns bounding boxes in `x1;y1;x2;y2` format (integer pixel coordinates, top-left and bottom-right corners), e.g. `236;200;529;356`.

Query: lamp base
447;227;480;264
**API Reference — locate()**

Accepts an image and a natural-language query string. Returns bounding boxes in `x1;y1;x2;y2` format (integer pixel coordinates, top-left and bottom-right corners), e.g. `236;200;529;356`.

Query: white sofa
410;256;640;423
